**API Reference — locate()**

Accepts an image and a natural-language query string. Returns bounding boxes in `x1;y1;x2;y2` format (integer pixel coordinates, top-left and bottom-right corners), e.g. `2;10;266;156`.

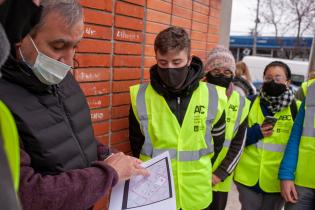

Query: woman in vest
234;61;300;210
203;46;250;210
279;79;315;210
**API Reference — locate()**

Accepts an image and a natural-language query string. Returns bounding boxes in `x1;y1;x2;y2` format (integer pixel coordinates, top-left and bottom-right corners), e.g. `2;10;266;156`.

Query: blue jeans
285;185;315;210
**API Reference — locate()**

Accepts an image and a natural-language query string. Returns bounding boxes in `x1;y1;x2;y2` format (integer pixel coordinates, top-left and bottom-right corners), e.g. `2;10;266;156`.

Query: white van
242;56;309;88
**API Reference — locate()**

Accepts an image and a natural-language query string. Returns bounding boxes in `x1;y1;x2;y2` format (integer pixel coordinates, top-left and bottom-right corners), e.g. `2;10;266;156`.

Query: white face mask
19;36;72;85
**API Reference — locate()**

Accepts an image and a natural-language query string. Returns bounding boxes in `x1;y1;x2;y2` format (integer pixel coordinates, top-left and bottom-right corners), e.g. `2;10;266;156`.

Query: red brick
207;43;217;51
144;45;155;57
84;8;113;26
191;31;208;41
80;82;110;96
112;80;139;93
114;29;143;43
192;21;208;32
124;0;145;6
172;16;191;29
193;2;209;15
111;105;130;119
173;0;192;10
77;39;111;53
144;57;156;68
86;95;110;109
208;25;220;34
90;108;110;122
146;21;169;34
95;135;109;146
76;54;111;67
115;15;144;31
172;4;192;19
84;24;112;40
210;8;220;18
113;55;142;67
210;0;221;10
195;0;210;6
75;68;110;82
112;118;129;131
147;9;171;25
113;68;141;80
208;34;219;43
93;121;110;136
115;1;144;19
143;68;150;80
191;49;206;60
191;40;206;50
80;0;113;12
145;33;156;45
147;0;172;13
193;11;208;24
112;130;129;144
112;93;131;106
114;42;142;55
112;141;131;154
209;16;220;26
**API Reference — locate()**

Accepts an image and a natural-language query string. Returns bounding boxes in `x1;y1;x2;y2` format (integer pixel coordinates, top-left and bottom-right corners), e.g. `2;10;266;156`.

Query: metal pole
253;0;260;56
309;35;315;74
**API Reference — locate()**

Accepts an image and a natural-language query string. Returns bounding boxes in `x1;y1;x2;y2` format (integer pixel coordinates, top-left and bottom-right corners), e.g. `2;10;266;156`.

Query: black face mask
157;65;189;90
206;73;233;88
262;80;287;96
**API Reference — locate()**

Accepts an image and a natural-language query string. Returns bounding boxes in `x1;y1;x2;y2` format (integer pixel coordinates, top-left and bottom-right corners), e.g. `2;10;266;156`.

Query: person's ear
286;80;291;87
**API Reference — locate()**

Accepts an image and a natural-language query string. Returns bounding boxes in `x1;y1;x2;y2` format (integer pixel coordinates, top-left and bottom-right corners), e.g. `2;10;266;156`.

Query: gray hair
31;0;83;35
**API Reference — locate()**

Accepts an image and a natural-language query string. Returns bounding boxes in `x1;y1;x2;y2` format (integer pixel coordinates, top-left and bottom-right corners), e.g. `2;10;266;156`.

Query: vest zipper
53;85;90;166
177;97;181;124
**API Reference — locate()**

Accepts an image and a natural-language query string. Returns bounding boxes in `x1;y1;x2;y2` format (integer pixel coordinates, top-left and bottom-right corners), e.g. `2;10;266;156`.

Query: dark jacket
0;57;118;210
129;56;230;180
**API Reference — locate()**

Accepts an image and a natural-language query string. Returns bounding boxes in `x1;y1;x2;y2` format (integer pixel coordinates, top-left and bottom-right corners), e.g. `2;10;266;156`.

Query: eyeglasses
263;75;287;83
208;69;233;78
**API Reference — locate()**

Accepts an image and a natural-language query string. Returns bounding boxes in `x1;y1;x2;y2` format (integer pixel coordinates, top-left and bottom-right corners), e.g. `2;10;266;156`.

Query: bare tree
260;0;315;58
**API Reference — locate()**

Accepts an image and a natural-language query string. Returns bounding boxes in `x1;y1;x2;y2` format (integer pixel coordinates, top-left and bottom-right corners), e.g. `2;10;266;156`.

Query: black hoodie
129;57;227;179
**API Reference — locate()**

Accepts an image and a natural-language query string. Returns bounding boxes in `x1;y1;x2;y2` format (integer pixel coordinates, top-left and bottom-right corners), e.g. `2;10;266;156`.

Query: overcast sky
230;0;314;37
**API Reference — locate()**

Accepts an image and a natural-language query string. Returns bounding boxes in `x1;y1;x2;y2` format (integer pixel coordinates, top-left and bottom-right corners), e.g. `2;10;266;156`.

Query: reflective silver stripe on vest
254;141;286;152
136;84;153;156
137;83;217;161
302;83;315;137
223;95;245;148
152;148;214;161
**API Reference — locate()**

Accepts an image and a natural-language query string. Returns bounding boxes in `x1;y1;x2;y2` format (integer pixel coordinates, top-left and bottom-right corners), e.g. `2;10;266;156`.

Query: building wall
76;1;222;209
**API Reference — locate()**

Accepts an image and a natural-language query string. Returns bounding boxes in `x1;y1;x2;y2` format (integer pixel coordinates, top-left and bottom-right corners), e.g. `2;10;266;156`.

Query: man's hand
104;152;149;181
260;124;273;137
280;180;298;203
212;174;221;186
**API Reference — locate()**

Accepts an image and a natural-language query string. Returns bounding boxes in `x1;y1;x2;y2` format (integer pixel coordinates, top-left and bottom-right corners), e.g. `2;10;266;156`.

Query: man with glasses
234;61;300;210
204;46;250;210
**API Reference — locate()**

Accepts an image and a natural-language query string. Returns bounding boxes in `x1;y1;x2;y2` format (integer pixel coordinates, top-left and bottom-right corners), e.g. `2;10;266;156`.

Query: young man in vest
279;79;315;210
129;26;228;210
234;61;300;210
0;1;148;209
204;46;250;210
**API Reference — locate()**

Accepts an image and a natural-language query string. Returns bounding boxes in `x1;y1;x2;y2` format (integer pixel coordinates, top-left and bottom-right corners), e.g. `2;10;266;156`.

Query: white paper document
109;152;176;210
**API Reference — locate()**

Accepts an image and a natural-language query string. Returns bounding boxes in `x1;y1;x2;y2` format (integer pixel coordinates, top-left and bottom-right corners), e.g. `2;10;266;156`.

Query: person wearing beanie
204;45;250;210
234;61;300;210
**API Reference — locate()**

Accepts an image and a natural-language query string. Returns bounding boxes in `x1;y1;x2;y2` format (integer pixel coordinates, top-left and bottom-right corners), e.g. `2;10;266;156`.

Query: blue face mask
19;36;72;85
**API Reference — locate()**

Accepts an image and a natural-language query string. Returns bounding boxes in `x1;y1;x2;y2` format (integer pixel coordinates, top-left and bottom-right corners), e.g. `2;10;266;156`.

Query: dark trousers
207;191;228;210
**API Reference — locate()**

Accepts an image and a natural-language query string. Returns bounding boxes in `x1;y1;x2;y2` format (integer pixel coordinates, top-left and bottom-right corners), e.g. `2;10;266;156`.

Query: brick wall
76;1;222;209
